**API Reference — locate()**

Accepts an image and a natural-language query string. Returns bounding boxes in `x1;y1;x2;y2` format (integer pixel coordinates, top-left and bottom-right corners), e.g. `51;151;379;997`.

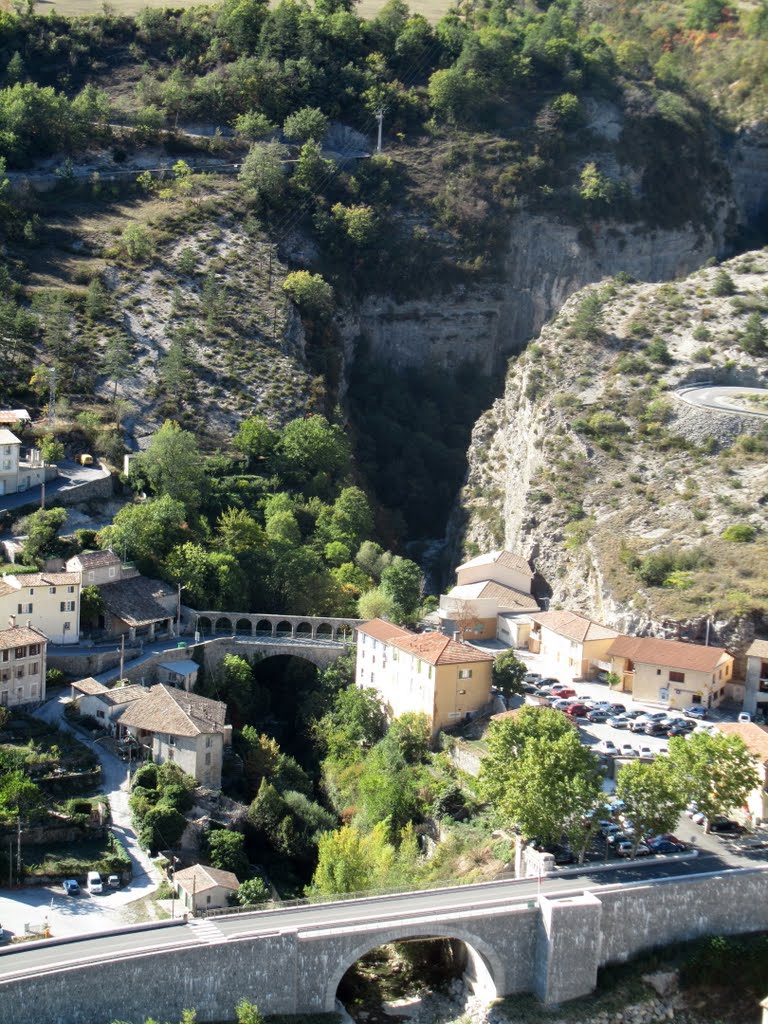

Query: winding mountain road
675;384;768;418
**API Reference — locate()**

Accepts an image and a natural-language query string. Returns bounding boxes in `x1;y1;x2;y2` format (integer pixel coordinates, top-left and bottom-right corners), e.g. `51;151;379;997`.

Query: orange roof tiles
533;610;618;644
357;619;493;666
607;635;729;673
714;722;768;766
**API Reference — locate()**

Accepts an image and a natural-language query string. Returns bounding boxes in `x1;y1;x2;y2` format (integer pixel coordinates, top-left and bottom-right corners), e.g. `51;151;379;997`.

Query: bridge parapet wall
191;611;364;642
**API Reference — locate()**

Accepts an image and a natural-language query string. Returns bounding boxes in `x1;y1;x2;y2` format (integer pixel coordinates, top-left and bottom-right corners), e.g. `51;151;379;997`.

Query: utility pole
40;477;45;510
119;634;125;680
267;249;273;292
8;838;12;887
16;816;21;880
375;109;384;153
47;367;57;427
176;583;182;637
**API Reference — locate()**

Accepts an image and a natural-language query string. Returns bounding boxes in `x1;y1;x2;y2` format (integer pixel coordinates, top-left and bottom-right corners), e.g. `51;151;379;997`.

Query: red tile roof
355;618;412;643
714;722;768;765
607;635;729;673
356;619;494;666
532;610;618;644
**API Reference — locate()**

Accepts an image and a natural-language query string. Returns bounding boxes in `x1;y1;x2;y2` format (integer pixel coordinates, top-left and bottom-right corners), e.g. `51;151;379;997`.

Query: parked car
637;745;655;759
666;721;694;737
683;705;708;719
618;743;638;758
595;739;618;756
607;715;628;728
551;698;575;710
607;831;630;848
524;672;542;684
107;874;120;888
63;879;80;896
564;703;589;717
522;682;539;694
599;822;622;838
586;710;610;723
87;871;103;895
644;721;667;736
691;811;706;826
607;703;627;714
538;678;561;690
594;670;610;684
709;818;746;835
630;712;667;732
647;838;687;854
616;841;651;857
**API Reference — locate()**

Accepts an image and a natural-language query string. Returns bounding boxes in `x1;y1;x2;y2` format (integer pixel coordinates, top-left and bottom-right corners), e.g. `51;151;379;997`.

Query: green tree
37;434;64;464
291;140;334;194
279;414;351;480
80;585;105;628
137;803;187;854
578;162;615;205
385;712;431;764
722;524;756;543
489;730;601;851
98;495;187;569
137;420;206;513
218;0;269;51
239;726;281;799
233;416;278;464
282;270;334;320
357;586;395;620
233;111;276;141
6;52;24;85
356;541;392;581
317;486;373;550
234;877;270;906
667;732;759;830
164;542;246;609
102;332;134;402
310;821;396;896
380;557;423;622
209;654;255;726
427;67;482;124
216;508;265;556
356;740;425;835
570;291;605;341
313;685;387;764
711;268;735;297
0;769;43;819
686;0;724;30
205;829;250;877
331;203;379;249
492;649;527;699
478;706;575;808
283;106;329;143
740;313;767;356
20;506;67;564
239;141;287;207
235;1000;266;1024
121;224;155;263
616;758;687;855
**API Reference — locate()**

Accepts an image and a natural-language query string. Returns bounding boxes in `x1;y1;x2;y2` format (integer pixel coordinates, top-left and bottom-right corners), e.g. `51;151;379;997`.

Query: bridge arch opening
214;616;232;634
235;618;253;635
249;654;320;765
275;619;293;637
197;616;213;636
316;622;333;640
295;620;312;638
255;619;273;635
329;930;500;1015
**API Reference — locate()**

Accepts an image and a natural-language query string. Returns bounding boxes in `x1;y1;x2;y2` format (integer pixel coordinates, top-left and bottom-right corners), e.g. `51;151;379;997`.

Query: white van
87;871;103;895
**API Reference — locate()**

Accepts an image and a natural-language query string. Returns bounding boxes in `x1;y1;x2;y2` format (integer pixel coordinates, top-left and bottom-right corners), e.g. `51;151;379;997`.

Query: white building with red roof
355;618;494;735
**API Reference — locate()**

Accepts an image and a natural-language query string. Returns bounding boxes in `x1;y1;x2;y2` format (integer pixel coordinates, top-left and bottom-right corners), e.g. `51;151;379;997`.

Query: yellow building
528;610;619;682
607;635;732;710
355;619;494;735
0;624;47;707
0;572;81;645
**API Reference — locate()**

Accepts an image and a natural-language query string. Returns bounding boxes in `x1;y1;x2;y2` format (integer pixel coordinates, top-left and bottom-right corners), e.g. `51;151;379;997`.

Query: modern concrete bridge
2;863;768;1024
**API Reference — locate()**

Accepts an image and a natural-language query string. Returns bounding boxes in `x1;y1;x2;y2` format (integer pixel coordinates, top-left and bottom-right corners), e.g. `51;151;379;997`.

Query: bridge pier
534;892;602;1005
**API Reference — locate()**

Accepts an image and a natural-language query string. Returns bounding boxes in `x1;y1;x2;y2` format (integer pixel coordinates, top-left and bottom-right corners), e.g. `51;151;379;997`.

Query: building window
30;684;37;697
458;669;473;679
29;644;39;656
669;671;685;683
63;622;71;632
16;667;24;679
30;662;38;674
96;710;105;719
15;647;25;659
49;587;56;595
205;752;211;765
67;586;75;594
168;735;176;746
1;651;7;662
17;603;32;615
109;567;116;578
205;736;212;748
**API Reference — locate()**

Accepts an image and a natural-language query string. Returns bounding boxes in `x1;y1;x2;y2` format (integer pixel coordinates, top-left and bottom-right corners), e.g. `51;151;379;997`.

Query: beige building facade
713;722;768;825
0;624;47;707
0;572;81;645
439;550;538;642
744;639;768;720
607;635;732;710
0;427;45;497
355;619;494;735
174;863;239;914
528;610;619;682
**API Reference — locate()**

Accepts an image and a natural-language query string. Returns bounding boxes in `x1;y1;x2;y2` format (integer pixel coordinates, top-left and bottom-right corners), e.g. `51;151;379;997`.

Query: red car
554;687;576;699
564;703;588;717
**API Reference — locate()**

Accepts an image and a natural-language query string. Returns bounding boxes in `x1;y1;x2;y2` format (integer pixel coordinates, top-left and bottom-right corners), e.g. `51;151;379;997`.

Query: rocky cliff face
457;250;768;647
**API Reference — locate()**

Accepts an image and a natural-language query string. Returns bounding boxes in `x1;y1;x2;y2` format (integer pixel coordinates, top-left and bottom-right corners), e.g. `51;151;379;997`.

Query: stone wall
53;472;114;506
3;868;768;1023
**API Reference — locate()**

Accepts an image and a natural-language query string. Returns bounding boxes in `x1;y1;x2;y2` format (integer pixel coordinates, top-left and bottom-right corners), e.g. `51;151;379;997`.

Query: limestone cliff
458;250;768;647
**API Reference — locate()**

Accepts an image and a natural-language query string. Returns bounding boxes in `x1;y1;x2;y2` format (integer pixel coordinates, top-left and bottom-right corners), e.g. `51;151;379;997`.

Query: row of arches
194;614;358;642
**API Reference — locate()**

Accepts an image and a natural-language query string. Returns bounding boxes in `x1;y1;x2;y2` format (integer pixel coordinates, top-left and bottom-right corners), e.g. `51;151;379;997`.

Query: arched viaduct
3;868;768;1024
190;611;364;643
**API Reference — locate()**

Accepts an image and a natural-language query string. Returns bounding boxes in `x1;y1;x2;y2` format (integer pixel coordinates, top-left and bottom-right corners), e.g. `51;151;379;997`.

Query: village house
713;721;768;826
173;863;239;914
0;422;46;498
116;684;230;788
528;610;620;682
0;624;47;707
65;551;176;642
70;677;146;730
156;659;200;691
0;572;81;645
355;618;494;735
439;549;539;643
606;635;733;711
743;639;768;721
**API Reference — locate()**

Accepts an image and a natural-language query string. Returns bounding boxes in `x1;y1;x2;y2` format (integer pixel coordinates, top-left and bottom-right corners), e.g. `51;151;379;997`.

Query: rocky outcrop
458;250;768;644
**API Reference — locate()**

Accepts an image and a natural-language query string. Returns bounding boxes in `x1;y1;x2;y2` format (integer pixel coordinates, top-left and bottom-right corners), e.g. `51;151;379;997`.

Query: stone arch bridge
191;611;363;643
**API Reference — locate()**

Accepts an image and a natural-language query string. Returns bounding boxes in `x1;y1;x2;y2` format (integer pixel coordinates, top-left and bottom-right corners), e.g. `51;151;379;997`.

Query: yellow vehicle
79;453;94;466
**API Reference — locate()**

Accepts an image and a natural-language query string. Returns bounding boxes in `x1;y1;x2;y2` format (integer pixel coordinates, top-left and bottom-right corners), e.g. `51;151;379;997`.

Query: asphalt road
675;384;768;419
0;461;109;515
0;852;758;982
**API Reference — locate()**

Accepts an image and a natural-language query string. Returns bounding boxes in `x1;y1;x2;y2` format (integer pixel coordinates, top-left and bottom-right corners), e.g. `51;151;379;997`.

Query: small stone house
355;618;494;735
607;635;733;711
70;677;145;730
528;610;620;682
174;863;239;915
117;684;231;788
157;659;199;692
97;575;177;643
66;550;124;587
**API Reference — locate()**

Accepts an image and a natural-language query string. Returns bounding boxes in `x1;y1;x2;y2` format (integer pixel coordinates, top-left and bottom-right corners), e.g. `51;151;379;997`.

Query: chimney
8;614;16;628
453;631;460;642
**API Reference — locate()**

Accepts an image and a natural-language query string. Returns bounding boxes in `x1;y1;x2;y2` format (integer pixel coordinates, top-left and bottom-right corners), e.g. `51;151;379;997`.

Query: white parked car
637;745;654;759
618;743;638;758
595;739;618;756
